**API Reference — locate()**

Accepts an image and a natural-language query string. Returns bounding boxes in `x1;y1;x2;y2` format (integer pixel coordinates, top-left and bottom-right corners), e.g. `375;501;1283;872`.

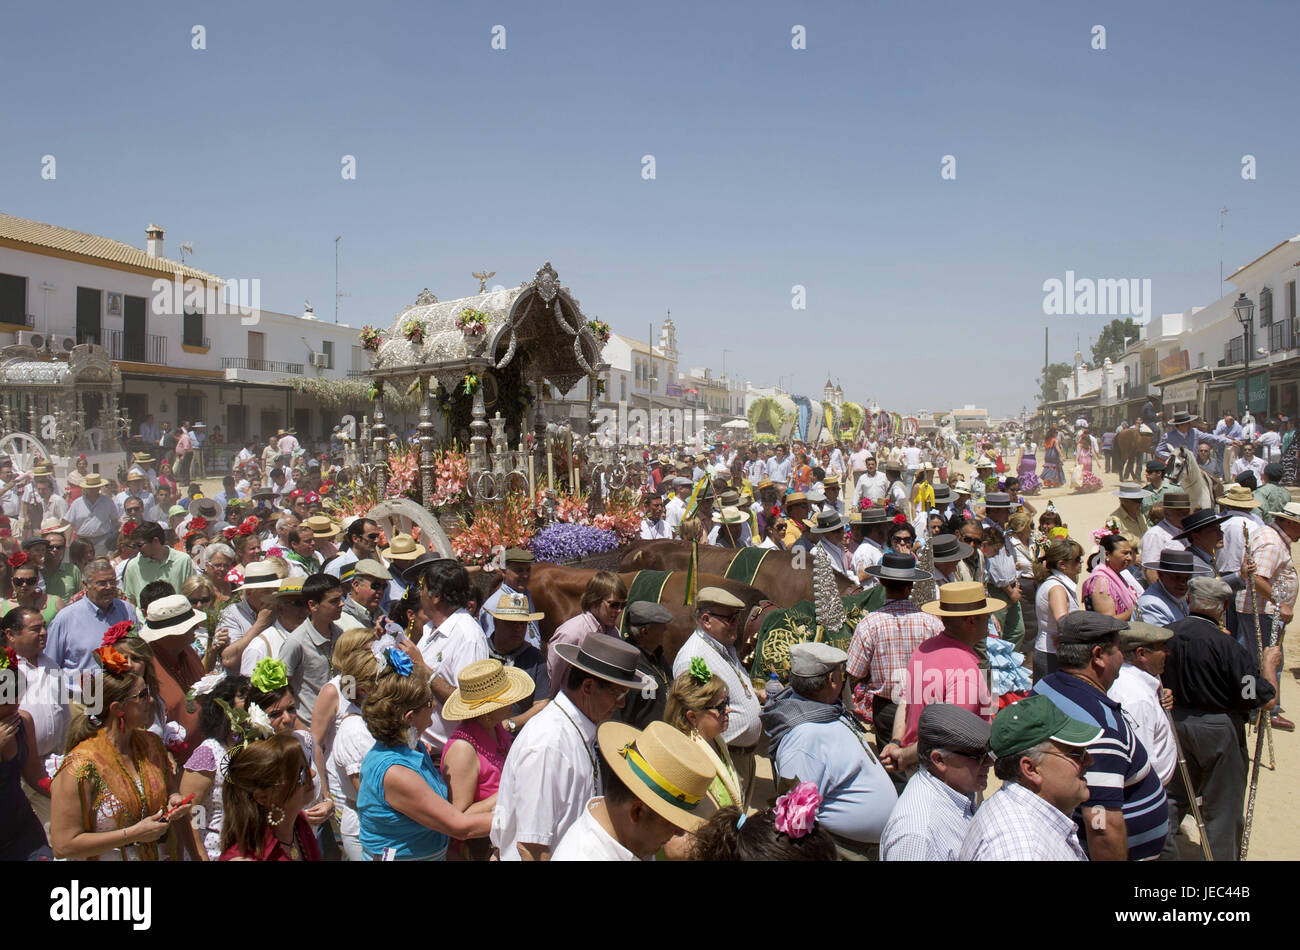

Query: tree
1039;363;1072;404
1091;318;1140;366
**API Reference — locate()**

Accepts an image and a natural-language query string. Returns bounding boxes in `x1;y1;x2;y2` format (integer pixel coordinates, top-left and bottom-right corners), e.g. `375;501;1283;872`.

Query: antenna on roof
335;236;350;324
178;242;194;264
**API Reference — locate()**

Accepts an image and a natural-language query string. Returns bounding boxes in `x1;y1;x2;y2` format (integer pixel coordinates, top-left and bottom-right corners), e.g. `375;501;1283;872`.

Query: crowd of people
0;405;1290;862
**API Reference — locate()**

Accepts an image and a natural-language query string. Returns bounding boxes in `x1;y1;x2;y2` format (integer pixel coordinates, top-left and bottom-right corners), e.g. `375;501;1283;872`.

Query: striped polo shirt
1033;671;1168;861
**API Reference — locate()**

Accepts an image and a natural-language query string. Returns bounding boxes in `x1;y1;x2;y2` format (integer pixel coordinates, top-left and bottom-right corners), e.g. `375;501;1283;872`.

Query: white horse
1163;445;1216;512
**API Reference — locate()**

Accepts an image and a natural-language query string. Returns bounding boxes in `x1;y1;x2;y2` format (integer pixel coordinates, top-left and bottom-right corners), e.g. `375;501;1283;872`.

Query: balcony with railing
94;328;168;364
221;356;304;375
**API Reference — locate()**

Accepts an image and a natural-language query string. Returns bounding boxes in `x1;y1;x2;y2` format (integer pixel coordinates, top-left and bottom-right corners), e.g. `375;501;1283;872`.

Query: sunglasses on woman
11;576;37;587
190;596;214;607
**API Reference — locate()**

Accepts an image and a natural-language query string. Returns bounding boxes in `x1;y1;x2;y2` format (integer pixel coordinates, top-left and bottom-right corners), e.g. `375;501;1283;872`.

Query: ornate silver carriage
0;341;130;475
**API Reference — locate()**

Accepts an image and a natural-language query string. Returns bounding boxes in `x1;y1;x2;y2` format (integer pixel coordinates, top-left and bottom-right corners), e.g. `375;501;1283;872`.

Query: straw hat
488;591;544;622
1273;502;1300;526
30;462;53;477
598;720;717;833
1216;484;1261;510
921;581;1006;618
380;532;427;562
80;473;108;490
39;518;70;535
140;594;208;643
717;506;748;526
304;515;339;539
268;577;307;602
441;659;535;722
235;560;284;591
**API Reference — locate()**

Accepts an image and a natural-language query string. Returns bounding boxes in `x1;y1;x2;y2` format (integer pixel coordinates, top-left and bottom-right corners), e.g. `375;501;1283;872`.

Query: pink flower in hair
772;780;821;839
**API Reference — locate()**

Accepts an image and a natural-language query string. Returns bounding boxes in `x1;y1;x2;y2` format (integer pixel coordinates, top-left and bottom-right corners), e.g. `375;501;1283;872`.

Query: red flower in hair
7;551;27;570
237;515;259;536
0;645;17;674
189;516;208;532
102;621;134;646
0;529;11;539
222;526;237;540
892;514;907;524
225;566;244;585
120;521;139;538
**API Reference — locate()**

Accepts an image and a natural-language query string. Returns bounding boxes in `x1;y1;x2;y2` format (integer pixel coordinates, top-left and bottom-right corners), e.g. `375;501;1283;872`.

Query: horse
507;562;775;668
1162;444;1218;512
1113;426;1151;482
618;539;859;605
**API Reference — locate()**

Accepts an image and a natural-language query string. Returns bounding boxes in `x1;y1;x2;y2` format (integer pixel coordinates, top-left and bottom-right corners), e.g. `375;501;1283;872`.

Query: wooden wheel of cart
365;497;456;559
0;432;52;473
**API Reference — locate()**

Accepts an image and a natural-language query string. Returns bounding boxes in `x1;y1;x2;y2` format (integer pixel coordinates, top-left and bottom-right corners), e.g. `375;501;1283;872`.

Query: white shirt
851;537;884;587
1108;663;1177;787
1140;521;1186;567
1034;571;1080;654
665;496;686;533
958;780;1087;861
552;798;641;861
18;655;72;758
855;471;889;504
1231;456;1267;480
491;690;601;859
239;622;290;676
880;766;976;861
672;631;762;746
902;446;922;470
330;709;374;839
640;518;672;540
416;609;489;750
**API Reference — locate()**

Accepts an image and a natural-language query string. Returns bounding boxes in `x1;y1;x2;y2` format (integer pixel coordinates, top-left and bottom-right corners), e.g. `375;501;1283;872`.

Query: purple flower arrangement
530;522;620;563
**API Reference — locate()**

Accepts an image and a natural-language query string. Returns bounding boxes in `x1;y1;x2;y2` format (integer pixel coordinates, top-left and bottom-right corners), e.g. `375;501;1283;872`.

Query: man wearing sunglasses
121;523;195;607
959;694;1101;860
324;518;382;583
38;524;79;602
672;587;762;807
1032;612;1169;861
338;560;392;632
882;704;991;860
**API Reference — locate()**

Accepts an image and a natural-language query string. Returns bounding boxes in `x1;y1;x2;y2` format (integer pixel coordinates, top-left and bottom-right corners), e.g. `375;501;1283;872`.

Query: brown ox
484;562;774;668
618;539;858;605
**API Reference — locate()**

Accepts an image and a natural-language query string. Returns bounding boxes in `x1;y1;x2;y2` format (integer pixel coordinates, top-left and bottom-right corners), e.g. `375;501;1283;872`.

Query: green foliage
1091;318;1140;366
1039;363;1073;404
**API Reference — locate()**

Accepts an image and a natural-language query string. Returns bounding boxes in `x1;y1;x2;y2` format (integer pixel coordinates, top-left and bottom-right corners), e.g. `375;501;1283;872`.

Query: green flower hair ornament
689;656;713;686
250;657;289;693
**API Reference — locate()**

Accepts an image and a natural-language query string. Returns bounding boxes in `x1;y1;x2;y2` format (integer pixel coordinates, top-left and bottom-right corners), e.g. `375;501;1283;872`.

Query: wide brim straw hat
139;594;208;643
80;473;108;490
921;581;1006;618
1216;484;1261;509
598;720;717;833
441;659;535;721
382;533;427;561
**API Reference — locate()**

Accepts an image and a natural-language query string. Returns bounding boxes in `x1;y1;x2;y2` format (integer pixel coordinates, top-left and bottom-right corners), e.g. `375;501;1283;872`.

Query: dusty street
974;454;1297;860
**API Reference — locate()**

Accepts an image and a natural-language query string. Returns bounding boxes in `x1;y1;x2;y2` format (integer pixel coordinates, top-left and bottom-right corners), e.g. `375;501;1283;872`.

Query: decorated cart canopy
358;262;619;516
0;342;128;472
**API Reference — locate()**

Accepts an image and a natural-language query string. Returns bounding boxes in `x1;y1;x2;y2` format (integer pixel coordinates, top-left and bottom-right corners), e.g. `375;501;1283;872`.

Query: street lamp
1234;293;1255;415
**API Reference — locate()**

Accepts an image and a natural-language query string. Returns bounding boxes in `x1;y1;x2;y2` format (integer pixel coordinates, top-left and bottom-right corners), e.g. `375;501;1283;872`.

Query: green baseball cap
990;695;1102;760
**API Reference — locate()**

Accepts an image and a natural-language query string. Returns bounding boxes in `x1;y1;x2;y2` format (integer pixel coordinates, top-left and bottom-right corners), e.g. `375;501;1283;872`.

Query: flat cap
917;704;991;754
1187;576;1233;603
503;547;535;563
625;601;673;626
1118;621;1173;650
696;587;745;611
789;642;848;676
1055;611;1126;645
1145;460;1166;472
352;558;392;581
672;476;693;488
1161;490;1191;509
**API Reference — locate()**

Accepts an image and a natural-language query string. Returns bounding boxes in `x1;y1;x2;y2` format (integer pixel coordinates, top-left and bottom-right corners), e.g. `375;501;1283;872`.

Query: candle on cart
528;455;536;500
547;441;555;492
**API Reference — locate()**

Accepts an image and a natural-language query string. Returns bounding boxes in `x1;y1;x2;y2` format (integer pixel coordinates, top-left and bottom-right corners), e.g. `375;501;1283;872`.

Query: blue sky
3;0;1298;416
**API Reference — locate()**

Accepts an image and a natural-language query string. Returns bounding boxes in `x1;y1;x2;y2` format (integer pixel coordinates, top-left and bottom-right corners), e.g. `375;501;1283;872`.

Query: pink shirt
443;718;511;801
900;633;993;745
546;611;617;698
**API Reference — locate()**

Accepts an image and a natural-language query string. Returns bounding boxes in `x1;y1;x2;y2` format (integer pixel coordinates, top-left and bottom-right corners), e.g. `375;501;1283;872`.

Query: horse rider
1156;410;1235;463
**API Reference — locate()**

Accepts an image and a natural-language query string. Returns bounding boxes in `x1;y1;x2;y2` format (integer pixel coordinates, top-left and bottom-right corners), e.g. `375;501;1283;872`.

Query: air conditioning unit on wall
311;353;329;369
16;331;45;349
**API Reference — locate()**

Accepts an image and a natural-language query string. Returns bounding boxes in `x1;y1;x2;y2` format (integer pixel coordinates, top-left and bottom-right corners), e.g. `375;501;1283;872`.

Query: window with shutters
0;273;27;326
1259;286;1273;326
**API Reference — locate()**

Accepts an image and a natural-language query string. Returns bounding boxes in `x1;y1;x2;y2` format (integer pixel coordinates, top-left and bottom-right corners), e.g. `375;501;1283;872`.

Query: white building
0;212;367;456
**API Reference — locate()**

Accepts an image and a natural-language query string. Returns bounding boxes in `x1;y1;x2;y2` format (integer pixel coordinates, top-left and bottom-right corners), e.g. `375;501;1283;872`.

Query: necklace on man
554;701;600;792
701;634;752;698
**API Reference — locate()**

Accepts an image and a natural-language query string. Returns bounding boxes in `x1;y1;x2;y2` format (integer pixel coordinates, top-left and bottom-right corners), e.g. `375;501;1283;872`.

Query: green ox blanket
748;587;884;686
